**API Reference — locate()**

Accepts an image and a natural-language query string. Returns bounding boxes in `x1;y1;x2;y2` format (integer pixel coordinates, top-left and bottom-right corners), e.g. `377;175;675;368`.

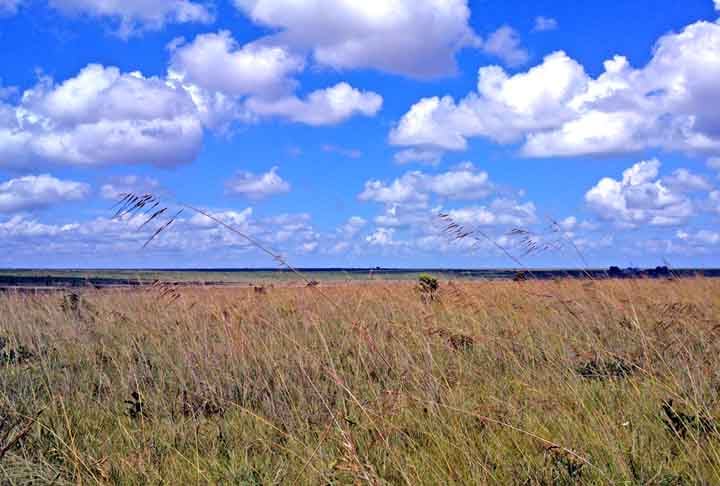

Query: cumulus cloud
225;166;291;200
245;83;382;126
0;174;89;213
366;227;401;247
358;164;494;206
100;175;160;200
0;206;322;265
189;208;253;228
585;159;703;227
0;64;203;169
392;20;720;158
390;51;587;150
168;32;303;98
168;31;383;127
482;26;529;67
49;0;213;37
445;198;537;227
661;169;712;192
676;228;720;246
533;16;558;32
355;164;539;256
716;0;720;11
233;0;478;78
338;216;367;238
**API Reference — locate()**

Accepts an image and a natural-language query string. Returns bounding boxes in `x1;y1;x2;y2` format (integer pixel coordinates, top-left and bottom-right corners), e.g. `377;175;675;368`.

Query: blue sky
1;0;720;269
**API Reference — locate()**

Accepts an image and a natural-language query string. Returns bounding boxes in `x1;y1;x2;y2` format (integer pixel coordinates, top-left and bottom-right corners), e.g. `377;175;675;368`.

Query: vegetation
1;277;720;484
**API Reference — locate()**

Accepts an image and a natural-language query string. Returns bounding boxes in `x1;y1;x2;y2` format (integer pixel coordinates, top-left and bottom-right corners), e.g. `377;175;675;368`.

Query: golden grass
1;277;719;484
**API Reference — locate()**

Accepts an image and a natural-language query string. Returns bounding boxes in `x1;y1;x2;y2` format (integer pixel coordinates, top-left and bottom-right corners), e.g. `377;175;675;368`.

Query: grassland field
1;277;720;484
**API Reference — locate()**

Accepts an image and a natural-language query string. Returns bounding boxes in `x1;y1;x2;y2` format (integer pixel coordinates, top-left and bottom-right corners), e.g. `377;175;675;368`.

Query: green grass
1;278;719;484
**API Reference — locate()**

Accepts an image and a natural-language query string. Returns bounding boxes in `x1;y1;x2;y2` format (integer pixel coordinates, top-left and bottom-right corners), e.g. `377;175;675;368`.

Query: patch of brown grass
0;277;719;484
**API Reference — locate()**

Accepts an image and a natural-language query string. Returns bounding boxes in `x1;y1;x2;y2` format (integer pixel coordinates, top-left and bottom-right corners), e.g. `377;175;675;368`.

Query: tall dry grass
1;277;719;484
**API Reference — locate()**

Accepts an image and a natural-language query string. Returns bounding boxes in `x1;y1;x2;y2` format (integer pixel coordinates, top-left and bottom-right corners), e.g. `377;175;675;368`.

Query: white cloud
585;159;700;227
338;216;367;238
245;82;382;126
0;206;323;264
715;0;720;11
482;26;529;67
708;157;720;171
0;64;204;168
556;216;577;231
358;164;494;205
366;227;400;247
168;31;304;97
390;51;587;150
0;215;79;237
445;198;537;227
189;208;253;229
233;0;478;78
676;228;720;246
0;0;20;15
392;20;720;158
0;174;89;213
168;32;382;127
49;0;213;37
225;166;291;200
100;175;160;200
661;169;712;192
533;16;558;32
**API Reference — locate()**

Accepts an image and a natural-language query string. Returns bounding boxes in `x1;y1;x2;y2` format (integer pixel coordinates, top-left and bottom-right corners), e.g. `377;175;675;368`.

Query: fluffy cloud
233;0;478;78
0;33;382;172
0;64;203;168
338;216;367;238
716;0;720;11
100;175;160;200
168;32;383;127
359;164;494;205
390;51;587;150
661;169;712;192
392;20;720;158
245;82;382;126
189;208;253;229
585;159;705;227
366;227;402;247
0;0;20;15
0;206;321;265
49;0;213;37
676;229;720;246
482;26;529;67
0;174;89;213
225;166;291;200
355;164;539;256
444;199;537;227
168;32;303;98
0;215;79;238
533;16;558;32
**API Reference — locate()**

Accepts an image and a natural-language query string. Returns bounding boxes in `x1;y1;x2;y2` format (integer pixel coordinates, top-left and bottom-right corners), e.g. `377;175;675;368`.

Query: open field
1;277;720;484
1;268;720;292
